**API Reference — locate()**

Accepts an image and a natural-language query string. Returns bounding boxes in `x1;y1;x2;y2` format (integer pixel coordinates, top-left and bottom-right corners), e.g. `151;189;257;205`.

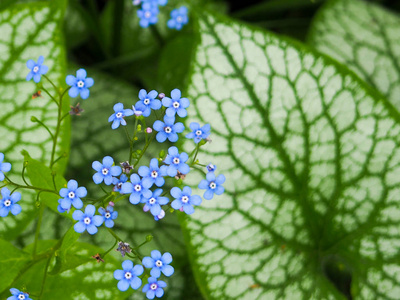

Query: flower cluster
114;250;174;299
133;0;188;30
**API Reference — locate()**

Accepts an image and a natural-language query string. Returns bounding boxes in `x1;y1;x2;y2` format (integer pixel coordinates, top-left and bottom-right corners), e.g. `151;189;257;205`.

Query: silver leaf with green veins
181;11;400;300
308;0;400;109
0;1;69;239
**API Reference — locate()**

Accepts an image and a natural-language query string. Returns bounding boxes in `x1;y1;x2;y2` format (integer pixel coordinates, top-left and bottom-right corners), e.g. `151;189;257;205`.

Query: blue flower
98;205;118;228
185;122;211;144
142;189;169;217
66;68;94;100
57;199;69;214
26;56;48;83
114;260;144;291
137;89;161;117
206;163;216;172
0;188;21;217
142;0;167;6
142;277;167;299
161;89;189;117
153;116;184;143
167;6;189;31
164;146;190;177
58;179;87;211
138;158;167;188
92;156;122;185
113;174;128;192
133;102;146;116
109;103;134;129
198;172;226;200
142;250;174;278
8;288;32;300
154;209;165;221
72;204;103;234
121;174;151;204
138;3;159;28
171;186;201;215
0;152;11;182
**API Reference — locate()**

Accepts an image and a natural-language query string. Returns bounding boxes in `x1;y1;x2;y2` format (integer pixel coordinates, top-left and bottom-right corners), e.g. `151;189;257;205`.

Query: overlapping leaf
308;0;400;109
181;11;400;299
0;0;70;239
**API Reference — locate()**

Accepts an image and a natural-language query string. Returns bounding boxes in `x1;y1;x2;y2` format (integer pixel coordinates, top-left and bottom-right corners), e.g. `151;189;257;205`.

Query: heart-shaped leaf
308;0;400;109
0;0;70;239
181;11;400;299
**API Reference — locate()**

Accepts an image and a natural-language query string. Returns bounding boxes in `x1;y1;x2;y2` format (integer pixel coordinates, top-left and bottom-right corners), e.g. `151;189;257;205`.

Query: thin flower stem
124;126;134;164
191;144;201;165
50;153;67;168
38;255;52;299
102;239;118;259
41;86;59;107
60;112;70;122
33;205;45;257
21;164;31;186
133;132;156;168
4;175;58;195
33;118;54;140
99;185;110;196
42;74;60;96
50;88;65;169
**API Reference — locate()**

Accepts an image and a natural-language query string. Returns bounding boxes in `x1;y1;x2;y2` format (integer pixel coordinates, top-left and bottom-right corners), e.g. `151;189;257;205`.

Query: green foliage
308;0;400;109
0;0;70;239
181;10;400;300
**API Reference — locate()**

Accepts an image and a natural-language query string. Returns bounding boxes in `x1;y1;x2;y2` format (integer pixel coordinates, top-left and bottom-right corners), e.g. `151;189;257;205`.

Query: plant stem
33;118;54;140
38;255;52;299
4;175;58;195
102;239;118;259
33;205;45;257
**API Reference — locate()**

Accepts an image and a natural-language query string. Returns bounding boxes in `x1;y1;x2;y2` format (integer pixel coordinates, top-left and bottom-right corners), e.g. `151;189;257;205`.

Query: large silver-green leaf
308;0;400;109
181;11;400;299
0;0;70;239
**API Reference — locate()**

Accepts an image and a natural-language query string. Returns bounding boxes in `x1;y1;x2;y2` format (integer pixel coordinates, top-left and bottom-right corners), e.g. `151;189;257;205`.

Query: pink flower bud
146;127;153;133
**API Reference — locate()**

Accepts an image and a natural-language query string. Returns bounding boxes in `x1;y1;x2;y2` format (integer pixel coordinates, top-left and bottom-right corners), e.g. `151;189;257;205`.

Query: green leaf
181;11;400;299
0;238;30;293
23;151;72;220
308;0;400;109
14;240;130;300
0;0;70;239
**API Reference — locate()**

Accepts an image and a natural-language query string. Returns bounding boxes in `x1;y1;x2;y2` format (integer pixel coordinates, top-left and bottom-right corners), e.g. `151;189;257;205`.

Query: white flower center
209;182;217;189
4;199;11;207
68;191;75;199
102;168;109;175
144;98;150;105
77;80;85;88
125;272;132;279
150;283;158;290
195;130;202;136
84;217;91;225
116;112;123;118
151;170;158;178
149;197;156;205
177;16;183;23
164;126;172;134
117;182;123;189
173;101;180;108
181;196;189;203
33;66;39;73
155;260;163;267
173;157;180;164
134;184;142;192
145;11;152;19
18;295;25;300
105;212;111;218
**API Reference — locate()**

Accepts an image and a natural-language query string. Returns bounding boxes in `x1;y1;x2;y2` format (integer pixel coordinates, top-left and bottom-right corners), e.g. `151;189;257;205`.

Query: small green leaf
0;0;70;239
182;11;400;299
0;238;30;293
308;0;400;109
23;151;71;220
